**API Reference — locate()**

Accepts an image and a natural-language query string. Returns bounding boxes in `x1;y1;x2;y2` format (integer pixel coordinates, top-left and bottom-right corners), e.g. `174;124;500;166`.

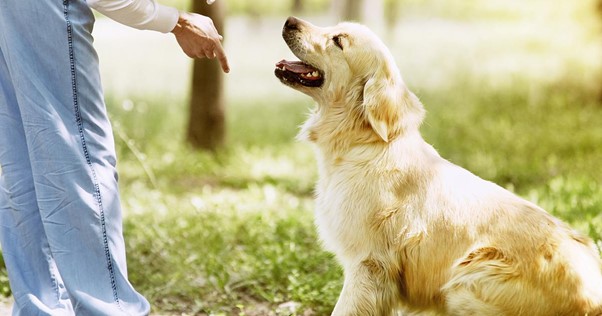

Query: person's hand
171;12;230;73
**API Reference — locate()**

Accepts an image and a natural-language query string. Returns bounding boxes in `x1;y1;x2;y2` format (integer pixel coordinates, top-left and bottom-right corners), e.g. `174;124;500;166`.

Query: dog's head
275;17;424;146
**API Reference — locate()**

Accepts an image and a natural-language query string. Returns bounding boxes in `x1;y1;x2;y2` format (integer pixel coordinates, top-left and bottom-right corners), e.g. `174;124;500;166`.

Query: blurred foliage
223;0;330;15
158;0;602;24
0;255;8;297
160;0;331;14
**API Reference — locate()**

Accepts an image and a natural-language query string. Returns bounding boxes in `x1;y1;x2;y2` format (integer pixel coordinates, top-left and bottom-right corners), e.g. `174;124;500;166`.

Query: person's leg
0;42;74;316
0;0;150;314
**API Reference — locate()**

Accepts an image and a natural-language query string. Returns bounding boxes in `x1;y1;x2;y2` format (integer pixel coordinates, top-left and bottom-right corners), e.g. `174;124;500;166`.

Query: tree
187;0;226;150
292;0;304;14
330;0;385;36
331;0;362;21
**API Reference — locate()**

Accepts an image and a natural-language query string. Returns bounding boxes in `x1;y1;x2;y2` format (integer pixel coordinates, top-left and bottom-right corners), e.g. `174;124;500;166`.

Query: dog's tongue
276;60;317;73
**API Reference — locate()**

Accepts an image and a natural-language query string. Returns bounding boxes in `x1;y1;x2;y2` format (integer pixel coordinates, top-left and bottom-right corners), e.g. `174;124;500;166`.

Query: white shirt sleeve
87;0;179;33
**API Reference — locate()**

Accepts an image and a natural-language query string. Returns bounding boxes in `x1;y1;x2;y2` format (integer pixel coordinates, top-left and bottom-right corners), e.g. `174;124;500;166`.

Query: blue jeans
0;0;150;315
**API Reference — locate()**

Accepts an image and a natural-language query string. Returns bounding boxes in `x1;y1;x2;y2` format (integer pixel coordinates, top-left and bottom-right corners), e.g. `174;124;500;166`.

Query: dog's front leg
331;259;397;316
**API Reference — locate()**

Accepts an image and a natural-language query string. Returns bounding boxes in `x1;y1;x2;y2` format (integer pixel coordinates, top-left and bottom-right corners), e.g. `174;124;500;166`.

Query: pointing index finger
214;41;229;73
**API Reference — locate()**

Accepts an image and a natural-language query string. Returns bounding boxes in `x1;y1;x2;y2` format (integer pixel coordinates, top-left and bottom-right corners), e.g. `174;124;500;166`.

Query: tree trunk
385;0;401;30
331;0;361;22
292;0;303;14
362;0;385;37
330;0;385;36
187;0;226;150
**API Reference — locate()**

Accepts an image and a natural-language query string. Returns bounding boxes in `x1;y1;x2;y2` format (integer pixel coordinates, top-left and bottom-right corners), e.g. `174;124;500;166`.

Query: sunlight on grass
122;183;340;315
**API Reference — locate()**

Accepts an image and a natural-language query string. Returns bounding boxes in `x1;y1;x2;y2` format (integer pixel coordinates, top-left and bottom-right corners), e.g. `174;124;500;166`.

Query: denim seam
62;0;122;310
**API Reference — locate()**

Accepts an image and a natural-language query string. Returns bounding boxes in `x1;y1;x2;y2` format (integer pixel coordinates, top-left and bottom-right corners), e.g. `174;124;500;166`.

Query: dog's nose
284;16;300;31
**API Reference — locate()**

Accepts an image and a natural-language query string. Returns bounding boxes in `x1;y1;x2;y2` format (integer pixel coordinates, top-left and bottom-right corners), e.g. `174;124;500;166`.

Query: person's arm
88;0;229;72
87;0;179;33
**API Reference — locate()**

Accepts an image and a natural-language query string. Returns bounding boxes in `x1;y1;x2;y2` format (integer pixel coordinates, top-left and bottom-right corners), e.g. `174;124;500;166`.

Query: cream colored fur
278;17;602;316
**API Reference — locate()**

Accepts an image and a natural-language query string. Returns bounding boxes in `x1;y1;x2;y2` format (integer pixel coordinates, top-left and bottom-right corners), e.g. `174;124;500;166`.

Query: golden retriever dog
274;16;602;316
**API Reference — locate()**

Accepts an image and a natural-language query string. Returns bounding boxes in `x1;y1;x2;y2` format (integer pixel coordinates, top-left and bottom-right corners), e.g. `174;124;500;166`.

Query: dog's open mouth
275;60;324;88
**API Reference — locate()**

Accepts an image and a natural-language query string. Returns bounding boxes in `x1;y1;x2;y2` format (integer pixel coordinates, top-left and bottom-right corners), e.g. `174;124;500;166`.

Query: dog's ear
362;68;401;143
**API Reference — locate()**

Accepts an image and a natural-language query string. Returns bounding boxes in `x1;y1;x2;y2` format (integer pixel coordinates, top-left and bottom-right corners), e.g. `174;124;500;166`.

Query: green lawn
2;1;602;315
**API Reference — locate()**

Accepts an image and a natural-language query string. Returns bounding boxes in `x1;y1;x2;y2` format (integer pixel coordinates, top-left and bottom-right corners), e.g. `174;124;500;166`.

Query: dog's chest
314;167;392;259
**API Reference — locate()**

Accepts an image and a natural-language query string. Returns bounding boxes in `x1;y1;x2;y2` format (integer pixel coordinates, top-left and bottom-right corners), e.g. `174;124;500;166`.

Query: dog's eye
332;35;344;50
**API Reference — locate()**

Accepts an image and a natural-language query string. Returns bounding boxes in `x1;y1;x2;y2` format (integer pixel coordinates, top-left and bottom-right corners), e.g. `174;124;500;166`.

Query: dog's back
431;162;602;315
323;137;602;315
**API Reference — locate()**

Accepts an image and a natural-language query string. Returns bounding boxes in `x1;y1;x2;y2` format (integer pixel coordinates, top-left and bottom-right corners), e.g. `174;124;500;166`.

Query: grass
1;0;602;314
111;95;333;314
112;76;602;315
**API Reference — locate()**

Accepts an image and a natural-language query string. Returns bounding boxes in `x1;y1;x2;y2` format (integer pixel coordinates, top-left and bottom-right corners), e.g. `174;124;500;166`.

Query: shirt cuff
145;4;179;33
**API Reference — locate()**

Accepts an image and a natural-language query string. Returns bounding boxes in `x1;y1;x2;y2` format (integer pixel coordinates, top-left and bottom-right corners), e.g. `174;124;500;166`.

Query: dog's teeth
299;71;320;79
